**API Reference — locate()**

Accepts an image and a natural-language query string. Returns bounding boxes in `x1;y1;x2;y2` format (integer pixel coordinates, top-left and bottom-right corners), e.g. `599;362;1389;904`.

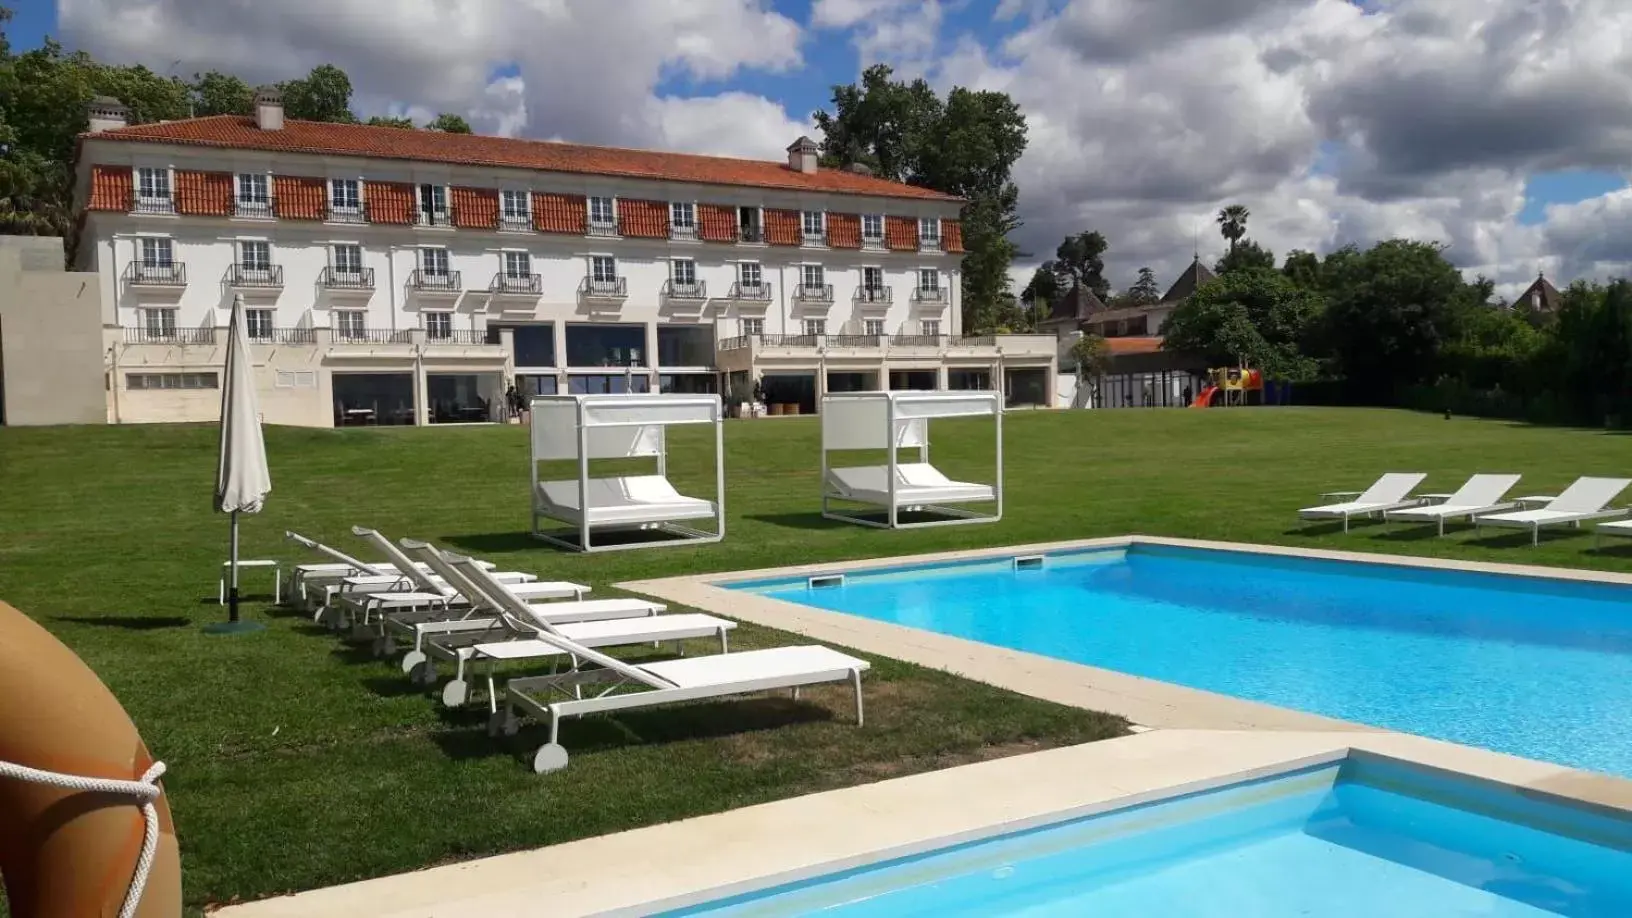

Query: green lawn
2;407;1630;912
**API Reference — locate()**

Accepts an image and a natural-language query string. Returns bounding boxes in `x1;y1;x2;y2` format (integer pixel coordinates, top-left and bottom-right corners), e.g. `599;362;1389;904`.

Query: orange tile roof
83;116;963;203
1104;336;1165;356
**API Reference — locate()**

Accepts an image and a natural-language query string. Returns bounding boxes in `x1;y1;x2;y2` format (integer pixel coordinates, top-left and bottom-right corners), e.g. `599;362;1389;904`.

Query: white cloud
811;0;944;73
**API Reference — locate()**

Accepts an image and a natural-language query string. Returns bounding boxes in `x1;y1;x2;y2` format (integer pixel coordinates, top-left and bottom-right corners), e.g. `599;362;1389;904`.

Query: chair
1382;474;1522;536
493;626;869;774
1298;473;1428;532
1474;478;1632;545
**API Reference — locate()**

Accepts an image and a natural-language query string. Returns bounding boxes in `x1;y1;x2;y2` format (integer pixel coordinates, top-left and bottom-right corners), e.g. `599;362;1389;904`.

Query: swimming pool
656;755;1632;916
733;544;1632;777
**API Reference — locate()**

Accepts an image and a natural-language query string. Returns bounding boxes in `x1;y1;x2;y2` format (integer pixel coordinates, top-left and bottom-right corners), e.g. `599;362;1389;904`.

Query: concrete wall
0;237;108;426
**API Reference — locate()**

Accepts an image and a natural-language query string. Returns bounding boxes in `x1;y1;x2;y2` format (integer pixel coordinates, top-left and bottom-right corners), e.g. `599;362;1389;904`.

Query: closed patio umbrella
212;293;271;634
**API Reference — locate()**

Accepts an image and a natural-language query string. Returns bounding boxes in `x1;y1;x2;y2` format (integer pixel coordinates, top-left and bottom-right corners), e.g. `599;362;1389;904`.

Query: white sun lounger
413;550;733;709
388;540;667;681
1298;472;1428;531
1594;518;1632;550
494;627;869;773
1474;477;1632;545
284;530;488;605
535;476;718;528
826;463;997;508
1382;474;1522;536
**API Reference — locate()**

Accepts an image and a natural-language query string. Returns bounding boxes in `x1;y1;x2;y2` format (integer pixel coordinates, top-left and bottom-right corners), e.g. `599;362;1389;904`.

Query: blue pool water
735;545;1632;777
660;758;1632;917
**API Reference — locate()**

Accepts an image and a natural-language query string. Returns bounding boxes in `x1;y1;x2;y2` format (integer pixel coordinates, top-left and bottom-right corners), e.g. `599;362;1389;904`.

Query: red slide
1190;386;1218;408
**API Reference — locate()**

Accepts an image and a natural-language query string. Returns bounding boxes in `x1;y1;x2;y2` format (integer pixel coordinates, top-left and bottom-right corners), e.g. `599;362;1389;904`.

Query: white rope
0;758;167;918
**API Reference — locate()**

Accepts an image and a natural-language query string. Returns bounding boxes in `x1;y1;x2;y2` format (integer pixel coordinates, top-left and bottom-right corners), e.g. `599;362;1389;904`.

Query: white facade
78;114;1055;427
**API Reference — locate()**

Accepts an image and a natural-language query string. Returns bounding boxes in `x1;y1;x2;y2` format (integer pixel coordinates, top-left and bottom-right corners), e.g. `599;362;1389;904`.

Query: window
801;264;824;289
500;190;531;230
588;196;616;232
670;202;696;235
503;251;532;278
591;255;618;283
801;210;825;241
803;319;826;337
239;240;271;271
143;308;177;338
424;311;453;340
918;268;940;292
275;370;318;389
862;214;884;242
921;319;941;337
420;247;450;276
139;237;173;267
331;179;361;210
862;267;884;290
738;262;763;287
332;244;362;275
417;184;448;224
864;319;884;337
127;372;218;390
237;173;269;201
919;217;941;245
135;167;171;208
335;310;366;339
742;317;764;336
738;206;762;242
671;259;697;285
245;308;274;340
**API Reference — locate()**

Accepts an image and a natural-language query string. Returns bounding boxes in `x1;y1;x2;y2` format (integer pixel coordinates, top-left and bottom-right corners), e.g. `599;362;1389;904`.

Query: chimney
785;136;819;175
253;86;284;131
86;96;129;133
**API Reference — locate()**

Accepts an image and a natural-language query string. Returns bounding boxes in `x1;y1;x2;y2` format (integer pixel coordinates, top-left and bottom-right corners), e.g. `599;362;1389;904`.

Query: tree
813;64;1028;333
1021;263;1062;307
1319;239;1471;391
1215;239;1275;275
279;64;356;123
1128;267;1161;304
1282;249;1322;289
1054;231;1110;301
1161;267;1323;380
1070;334;1112;380
190;70;253;116
426;113;472;133
1217;204;1249;253
366;115;415;129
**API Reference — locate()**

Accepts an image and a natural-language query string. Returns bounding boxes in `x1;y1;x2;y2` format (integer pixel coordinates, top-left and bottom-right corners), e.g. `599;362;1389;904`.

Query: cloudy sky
21;0;1632;298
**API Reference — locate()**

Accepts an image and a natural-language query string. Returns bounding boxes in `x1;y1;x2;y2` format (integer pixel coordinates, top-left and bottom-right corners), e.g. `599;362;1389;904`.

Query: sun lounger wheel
399;650;427;675
533;743;569;774
408;660;436;687
441;679;469;708
487;710;519;737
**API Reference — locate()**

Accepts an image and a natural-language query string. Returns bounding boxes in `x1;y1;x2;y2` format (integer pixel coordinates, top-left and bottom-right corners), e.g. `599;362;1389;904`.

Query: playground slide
1191;386;1218;408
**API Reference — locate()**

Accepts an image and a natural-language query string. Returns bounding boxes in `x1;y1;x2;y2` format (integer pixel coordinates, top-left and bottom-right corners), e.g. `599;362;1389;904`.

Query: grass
3;407;1631;913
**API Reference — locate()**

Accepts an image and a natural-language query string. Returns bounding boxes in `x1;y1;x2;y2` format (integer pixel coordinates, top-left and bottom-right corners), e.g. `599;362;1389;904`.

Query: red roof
1104;337;1165;356
83;116;962;203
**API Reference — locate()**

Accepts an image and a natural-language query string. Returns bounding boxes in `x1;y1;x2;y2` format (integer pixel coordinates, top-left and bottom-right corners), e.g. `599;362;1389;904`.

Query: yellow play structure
1191;365;1264;408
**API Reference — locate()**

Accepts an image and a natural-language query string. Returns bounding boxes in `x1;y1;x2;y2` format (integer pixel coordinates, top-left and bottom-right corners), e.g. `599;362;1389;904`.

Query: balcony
662;279;707;300
334;328;414;345
410;270;463;296
581;277;628;301
862;235;887;251
498;214;533;233
828;334;882;349
414;208;455;228
124;262;187;287
802;231;827;247
728;282;772;301
586;219;620;238
327;203;367;224
321;266;375;291
425;329;490;346
793;284;833;304
490;273;541;297
912;287;947;303
890;334;948;348
123;327;215;346
233;198;275;219
225;264;284;289
670;224;698;241
761;334;819;348
919;236;944;253
855;286;893;306
251;328;317;345
130;194;175;215
738;225;765;244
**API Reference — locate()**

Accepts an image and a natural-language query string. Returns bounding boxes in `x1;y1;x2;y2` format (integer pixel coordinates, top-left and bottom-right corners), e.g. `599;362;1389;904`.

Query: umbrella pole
228;509;241;624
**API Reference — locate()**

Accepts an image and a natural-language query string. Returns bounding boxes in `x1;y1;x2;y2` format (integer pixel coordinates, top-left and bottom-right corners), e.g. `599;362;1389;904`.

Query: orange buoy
0;600;181;917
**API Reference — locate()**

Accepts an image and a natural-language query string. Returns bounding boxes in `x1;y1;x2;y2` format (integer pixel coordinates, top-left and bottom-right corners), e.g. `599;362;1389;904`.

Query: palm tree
1217;204;1250;254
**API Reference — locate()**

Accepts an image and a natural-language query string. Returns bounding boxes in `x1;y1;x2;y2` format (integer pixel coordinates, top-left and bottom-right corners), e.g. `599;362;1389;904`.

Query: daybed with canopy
530;393;725;551
820;390;1002;529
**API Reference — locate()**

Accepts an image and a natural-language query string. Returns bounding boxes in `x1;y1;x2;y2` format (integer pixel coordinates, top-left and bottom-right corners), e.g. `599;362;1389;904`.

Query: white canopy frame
820;390;1003;530
530;393;726;552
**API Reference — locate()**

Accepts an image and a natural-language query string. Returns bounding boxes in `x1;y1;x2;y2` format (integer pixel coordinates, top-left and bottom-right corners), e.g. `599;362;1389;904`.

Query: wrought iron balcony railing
793;284;833;302
326;203;367;223
409;269;462;292
855;286;892;305
124;262;187;286
233;198;275;219
582;277;628;298
663;279;707;300
490;273;541;295
123;327;215;345
321;266;375;289
225;265;283;287
728;282;772;300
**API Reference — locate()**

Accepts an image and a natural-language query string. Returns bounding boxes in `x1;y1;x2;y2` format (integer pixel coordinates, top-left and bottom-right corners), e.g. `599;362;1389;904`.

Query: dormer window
499;190;532;232
235;173;272;219
801;211;825;245
861;214;884;247
133;167;173;214
416;184;450;226
587;196;618;236
918;217;941;250
670;202;696;240
328;179;363;222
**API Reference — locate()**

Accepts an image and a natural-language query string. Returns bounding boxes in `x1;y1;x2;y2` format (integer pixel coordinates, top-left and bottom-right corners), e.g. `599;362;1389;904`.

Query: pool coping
617;534;1632;809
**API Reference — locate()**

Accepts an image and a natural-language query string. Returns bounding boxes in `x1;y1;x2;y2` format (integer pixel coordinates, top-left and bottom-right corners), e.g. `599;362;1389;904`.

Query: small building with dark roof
1513;272;1563;313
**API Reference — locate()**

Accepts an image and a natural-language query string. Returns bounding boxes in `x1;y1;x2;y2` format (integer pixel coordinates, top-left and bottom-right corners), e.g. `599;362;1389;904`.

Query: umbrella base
203;620;266;636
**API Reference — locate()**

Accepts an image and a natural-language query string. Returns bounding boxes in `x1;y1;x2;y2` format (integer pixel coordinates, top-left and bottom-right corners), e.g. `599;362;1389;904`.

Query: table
220;559;281;605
